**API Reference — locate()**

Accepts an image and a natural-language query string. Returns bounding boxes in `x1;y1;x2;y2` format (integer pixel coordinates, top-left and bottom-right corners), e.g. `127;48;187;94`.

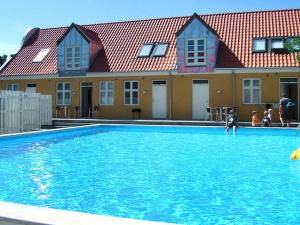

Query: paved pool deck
52;118;299;128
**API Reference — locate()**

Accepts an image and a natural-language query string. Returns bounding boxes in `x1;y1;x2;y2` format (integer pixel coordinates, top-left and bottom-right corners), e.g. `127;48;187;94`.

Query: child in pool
251;111;259;127
262;110;271;127
226;109;238;133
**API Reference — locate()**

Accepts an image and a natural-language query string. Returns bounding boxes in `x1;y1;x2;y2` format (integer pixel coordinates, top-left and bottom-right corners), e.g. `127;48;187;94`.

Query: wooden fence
0;91;52;134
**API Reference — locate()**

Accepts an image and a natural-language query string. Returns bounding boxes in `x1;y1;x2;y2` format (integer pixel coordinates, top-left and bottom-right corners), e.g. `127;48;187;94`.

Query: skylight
33;48;51;62
271;39;284;49
153;43;168;57
138;44;154;57
252;39;267;52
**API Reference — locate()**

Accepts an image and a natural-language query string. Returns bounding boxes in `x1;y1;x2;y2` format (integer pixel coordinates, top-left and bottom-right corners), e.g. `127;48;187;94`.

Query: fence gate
0;91;52;134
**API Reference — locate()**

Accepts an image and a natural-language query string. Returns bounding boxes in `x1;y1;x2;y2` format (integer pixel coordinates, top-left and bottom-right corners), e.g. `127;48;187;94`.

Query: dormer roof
57;23;101;45
176;13;219;37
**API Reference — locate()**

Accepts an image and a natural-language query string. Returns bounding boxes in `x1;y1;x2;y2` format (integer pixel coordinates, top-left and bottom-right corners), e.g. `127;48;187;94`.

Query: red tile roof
1;9;299;76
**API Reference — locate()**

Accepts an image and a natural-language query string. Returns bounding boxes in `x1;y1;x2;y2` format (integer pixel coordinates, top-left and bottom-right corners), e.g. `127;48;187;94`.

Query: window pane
188;45;194;51
132;91;138;104
57;92;63;105
108;92;113;104
101;92;107;104
188;58;194;63
198;58;204;63
125;91;130;104
75;47;80;57
198;40;204;45
253;39;266;51
132;82;138;89
153;43;168;56
65;83;71;90
125;82;130;89
108;82;113;90
58;83;63;90
13;85;19;91
244;80;250;88
188;40;194;45
244;89;250;103
75;63;80;68
101;82;107;90
271;40;284;49
65;92;71;105
198;52;204;57
75;57;80;63
198;46;204;51
253;80;260;88
188;52;194;57
139;44;153;57
66;48;72;57
253;89;260;103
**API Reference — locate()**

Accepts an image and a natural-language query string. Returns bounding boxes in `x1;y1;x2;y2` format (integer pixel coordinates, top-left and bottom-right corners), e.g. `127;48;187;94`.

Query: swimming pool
0;125;299;224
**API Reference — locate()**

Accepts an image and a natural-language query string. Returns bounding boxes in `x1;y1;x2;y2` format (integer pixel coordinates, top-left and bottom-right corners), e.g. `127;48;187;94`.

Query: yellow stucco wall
0;72;299;122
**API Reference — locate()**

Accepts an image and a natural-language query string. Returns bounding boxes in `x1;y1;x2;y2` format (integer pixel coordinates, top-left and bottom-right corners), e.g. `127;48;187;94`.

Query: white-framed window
100;81;114;105
65;46;81;70
243;79;261;104
124;81;139;105
7;84;19;91
186;39;206;66
57;82;71;106
252;39;267;52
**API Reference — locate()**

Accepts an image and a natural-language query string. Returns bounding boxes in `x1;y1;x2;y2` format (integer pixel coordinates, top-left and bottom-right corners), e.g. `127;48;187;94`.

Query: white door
152;81;167;119
192;80;209;120
26;84;36;93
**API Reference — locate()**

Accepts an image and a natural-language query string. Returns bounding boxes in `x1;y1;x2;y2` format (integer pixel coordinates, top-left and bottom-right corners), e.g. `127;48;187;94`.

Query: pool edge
0;201;179;225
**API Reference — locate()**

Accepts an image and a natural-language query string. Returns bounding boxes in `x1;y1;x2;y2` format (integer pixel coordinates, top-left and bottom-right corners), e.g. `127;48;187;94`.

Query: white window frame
124;81;139;105
65;46;81;70
243;79;261;104
7;84;19;91
100;81;114;106
56;82;71;106
186;38;206;66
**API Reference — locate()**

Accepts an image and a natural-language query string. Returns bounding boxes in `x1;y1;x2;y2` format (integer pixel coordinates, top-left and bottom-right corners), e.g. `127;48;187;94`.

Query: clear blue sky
0;0;299;57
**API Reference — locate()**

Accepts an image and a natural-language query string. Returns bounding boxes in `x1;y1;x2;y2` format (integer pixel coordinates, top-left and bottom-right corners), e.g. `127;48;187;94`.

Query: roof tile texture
1;9;299;76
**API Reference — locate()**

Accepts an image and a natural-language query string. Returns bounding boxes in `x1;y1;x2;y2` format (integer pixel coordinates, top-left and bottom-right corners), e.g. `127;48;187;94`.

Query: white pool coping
0;202;179;225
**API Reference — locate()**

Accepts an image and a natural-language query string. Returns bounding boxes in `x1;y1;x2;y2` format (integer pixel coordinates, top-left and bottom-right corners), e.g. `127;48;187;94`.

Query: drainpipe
232;70;236;107
169;71;172;119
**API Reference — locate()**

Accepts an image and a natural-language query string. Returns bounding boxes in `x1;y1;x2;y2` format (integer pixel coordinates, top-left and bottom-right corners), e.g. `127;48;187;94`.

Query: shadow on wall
216;41;244;68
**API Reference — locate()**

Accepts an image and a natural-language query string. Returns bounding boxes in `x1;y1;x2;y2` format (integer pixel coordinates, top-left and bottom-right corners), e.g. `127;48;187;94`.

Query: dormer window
138;44;154;57
65;46;81;70
252;39;267;52
186;39;206;66
271;39;284;50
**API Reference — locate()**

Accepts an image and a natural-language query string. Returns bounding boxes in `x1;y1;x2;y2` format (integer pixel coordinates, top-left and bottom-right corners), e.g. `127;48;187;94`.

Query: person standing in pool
279;94;291;127
225;109;238;133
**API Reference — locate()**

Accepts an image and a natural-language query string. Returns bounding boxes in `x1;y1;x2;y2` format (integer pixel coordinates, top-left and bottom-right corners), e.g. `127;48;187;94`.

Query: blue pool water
0;125;300;224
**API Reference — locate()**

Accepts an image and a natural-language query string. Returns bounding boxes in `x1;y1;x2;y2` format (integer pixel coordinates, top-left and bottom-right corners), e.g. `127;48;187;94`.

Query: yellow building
1;10;300;122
